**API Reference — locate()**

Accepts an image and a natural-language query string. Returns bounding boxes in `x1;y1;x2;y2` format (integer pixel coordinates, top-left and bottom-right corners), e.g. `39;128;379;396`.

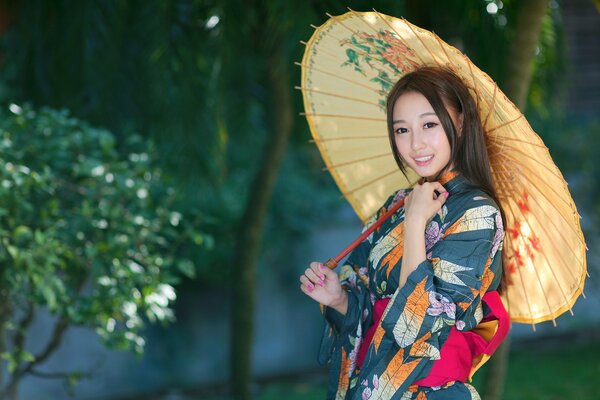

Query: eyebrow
392;112;437;124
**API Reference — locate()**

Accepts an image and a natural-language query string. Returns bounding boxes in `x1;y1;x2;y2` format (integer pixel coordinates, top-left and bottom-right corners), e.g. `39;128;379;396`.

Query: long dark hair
386;66;499;204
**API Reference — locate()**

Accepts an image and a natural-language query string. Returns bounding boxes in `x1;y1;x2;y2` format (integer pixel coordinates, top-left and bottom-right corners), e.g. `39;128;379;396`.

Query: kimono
318;172;505;400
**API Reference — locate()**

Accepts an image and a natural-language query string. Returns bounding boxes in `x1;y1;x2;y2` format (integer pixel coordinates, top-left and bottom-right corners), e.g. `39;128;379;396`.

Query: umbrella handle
323;198;406;270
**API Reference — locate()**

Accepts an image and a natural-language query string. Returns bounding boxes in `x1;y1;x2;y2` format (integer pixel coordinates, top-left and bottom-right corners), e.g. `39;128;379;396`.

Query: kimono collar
419;170;471;195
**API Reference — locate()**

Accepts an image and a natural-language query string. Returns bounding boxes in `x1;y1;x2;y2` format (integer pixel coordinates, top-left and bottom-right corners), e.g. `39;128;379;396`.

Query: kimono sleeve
317;226;374;366
384;201;503;348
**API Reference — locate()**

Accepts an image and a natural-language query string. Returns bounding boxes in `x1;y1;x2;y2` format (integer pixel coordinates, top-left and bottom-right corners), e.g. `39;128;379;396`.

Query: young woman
300;67;507;399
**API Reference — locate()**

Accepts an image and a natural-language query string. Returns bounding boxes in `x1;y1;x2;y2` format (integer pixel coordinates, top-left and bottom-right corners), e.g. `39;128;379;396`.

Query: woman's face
392;91;462;180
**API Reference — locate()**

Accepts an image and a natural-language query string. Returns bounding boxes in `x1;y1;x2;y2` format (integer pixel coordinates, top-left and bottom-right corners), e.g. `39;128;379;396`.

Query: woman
300;67;507;399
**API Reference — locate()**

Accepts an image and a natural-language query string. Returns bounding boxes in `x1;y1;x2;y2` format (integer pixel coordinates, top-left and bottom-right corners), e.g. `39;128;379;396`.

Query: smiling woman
301;67;509;400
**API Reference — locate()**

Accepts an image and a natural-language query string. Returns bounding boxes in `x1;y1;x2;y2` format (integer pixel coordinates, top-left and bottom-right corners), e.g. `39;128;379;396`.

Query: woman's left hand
404;181;448;227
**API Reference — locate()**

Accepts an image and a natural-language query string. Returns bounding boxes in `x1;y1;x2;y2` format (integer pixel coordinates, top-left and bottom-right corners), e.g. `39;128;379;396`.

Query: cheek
394;136;410;156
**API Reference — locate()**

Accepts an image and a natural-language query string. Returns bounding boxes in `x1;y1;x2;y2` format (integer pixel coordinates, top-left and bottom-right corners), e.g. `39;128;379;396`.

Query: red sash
356;291;509;386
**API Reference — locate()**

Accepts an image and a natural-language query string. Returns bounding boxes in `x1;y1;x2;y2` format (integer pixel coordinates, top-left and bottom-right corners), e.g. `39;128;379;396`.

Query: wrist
404;215;427;230
329;290;348;315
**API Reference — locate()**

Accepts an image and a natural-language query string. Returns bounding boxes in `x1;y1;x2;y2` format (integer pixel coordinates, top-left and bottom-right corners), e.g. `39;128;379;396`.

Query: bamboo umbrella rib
296;62;382;93
489;145;565;182
487;132;546;149
501;168;572;317
490;158;567;195
503;185;571;323
296;86;382;107
486;114;525;135
513;176;583;284
466;59;481;113
495;159;583;283
322;152;391;170
370;11;427;66
331;12;396;85
302;112;386;122
433;33;453;65
344;168;403;197
482;84;499;130
491;152;576;212
306;41;400;87
492;173;539;326
403;20;444;67
311;135;388;142
350;10;419;75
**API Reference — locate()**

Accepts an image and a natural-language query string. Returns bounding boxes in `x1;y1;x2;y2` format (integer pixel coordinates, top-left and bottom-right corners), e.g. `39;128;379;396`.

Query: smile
413;155;434;166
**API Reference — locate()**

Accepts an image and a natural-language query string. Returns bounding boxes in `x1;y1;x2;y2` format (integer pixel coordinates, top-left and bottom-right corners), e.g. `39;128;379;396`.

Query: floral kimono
318;172;505;400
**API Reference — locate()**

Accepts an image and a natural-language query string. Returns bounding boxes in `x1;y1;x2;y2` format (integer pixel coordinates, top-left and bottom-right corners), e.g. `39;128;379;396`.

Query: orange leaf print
416;392;428;400
478;258;495;297
337;347;350;395
377;222;404;278
409;331;440;359
370;348;422;397
393;277;429;347
372;324;385;354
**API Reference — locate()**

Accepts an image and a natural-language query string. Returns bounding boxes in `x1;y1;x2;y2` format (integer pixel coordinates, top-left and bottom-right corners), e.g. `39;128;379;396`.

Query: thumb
435;191;449;207
320;262;339;279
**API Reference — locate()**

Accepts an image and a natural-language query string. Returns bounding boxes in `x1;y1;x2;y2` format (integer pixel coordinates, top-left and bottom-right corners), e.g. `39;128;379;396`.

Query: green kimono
319;173;504;400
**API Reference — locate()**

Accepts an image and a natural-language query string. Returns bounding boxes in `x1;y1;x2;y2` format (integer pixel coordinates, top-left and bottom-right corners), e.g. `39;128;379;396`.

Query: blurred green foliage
0;105;204;391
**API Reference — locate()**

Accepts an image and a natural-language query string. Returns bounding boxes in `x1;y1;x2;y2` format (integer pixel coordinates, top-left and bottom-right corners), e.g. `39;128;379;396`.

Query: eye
424;122;438;129
395;127;408;135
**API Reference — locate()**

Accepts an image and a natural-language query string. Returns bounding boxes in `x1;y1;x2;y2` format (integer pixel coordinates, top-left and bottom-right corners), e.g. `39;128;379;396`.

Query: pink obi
356;291;510;387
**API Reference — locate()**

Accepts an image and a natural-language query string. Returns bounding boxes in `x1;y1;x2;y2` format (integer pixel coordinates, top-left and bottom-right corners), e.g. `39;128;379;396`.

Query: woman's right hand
300;262;348;315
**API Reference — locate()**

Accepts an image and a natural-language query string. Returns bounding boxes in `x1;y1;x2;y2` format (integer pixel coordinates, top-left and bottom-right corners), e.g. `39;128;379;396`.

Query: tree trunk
230;49;294;400
483;1;549;399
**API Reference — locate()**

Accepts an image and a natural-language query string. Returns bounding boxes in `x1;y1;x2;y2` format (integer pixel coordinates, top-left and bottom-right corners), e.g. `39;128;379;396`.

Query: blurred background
0;0;598;399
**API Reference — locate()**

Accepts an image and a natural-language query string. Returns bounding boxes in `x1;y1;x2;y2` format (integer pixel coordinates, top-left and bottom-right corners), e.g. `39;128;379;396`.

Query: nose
410;131;425;151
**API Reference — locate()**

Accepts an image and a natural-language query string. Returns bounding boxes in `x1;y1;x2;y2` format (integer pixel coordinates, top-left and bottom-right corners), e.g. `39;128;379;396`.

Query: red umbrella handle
324;198;406;269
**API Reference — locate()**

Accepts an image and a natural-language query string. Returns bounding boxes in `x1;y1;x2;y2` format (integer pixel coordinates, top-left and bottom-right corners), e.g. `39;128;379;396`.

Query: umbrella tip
310;24;318;29
300;40;308;46
294;61;302;66
531;323;536;332
325;12;333;18
581;291;587;299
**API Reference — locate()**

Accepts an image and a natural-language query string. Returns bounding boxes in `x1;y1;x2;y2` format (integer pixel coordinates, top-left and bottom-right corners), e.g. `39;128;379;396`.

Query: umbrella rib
489;149;565;183
501;163;583;322
373;12;427;65
466;59;481;113
491;152;575;212
433;32;455;65
496;161;583;282
503;198;558;325
493;173;538;326
344;168;404;197
302;112;386;122
482;83;498;130
296;62;382;93
306;40;400;87
324;12;404;83
311;135;388;142
296;86;382;107
403;19;443;66
487;132;546;149
322;152;391;170
486;114;525;135
352;10;419;75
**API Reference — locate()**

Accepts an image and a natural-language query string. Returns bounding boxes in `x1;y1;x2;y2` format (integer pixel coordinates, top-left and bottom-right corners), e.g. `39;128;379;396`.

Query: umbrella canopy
299;10;587;327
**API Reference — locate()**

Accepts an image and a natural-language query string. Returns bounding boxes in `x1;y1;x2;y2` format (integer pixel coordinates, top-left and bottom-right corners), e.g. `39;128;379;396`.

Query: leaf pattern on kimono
478;258;495;296
442;205;497;237
370;348;422;397
372;323;385;354
337;347;350;397
431;257;473;287
409;331;441;359
392;277;429;348
369;222;404;277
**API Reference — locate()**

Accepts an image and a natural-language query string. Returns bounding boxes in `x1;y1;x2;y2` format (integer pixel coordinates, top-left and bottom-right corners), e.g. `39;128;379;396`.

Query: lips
413;155;433;166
